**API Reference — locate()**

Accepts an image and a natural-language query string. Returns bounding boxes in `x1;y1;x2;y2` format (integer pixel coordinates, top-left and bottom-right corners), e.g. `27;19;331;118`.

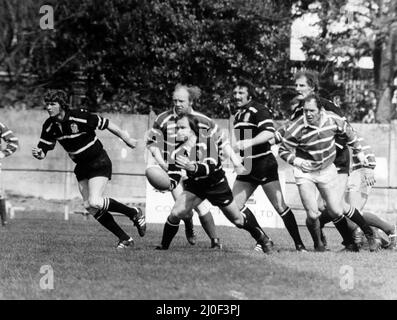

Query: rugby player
231;79;306;252
146;84;224;249
32;89;146;249
155;114;273;253
285;70;381;251
279;94;380;252
0;121;19;225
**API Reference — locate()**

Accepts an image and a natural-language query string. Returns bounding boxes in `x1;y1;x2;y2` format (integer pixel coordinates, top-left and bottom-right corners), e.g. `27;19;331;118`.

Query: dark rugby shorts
236;154;279;185
74;149;112;181
183;177;234;208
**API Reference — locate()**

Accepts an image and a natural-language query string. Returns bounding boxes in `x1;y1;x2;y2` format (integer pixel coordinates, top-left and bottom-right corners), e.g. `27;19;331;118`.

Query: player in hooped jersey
287;70;381;251
278;94;381;251
32;89;146;249
155;114;273;254
147;84;224;248
0;120;19;225
231;79;306;252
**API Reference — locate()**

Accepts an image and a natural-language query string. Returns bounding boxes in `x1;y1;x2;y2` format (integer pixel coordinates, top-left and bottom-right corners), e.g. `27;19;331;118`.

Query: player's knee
170;208;191;220
87;207;100;216
88;196;103;210
274;202;287;214
231;215;245;228
195;206;209;217
327;204;343;218
307;210;320;220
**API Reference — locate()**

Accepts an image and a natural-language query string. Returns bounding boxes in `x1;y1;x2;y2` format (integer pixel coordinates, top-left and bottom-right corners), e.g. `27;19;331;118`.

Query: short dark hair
303;93;323;109
234;79;256;99
43;89;70;110
294;70;319;92
181;114;200;138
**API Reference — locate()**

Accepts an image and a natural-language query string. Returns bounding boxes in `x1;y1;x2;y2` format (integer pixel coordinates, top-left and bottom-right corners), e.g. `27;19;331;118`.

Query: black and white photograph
0;0;397;306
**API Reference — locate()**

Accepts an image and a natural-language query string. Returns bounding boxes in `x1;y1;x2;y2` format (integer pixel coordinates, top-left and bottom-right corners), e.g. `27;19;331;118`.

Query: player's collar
172;107;195;118
238;100;253;111
51;110;70;123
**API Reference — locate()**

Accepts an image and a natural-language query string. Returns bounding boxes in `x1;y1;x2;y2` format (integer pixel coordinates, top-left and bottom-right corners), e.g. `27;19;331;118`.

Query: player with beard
231;79;306;252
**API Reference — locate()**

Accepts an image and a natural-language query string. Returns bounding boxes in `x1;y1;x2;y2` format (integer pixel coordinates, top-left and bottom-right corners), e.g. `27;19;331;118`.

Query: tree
26;0;295;116
294;0;397;122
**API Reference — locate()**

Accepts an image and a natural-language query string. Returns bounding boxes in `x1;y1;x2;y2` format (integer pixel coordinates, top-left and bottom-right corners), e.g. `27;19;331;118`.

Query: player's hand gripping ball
145;166;171;191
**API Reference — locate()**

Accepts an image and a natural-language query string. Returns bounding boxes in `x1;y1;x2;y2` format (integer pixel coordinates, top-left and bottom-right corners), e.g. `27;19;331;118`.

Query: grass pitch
0;213;396;300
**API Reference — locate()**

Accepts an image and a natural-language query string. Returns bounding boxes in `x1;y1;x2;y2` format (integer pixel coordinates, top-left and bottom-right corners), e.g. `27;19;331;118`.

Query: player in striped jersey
279;94;380;251
0;121;19;225
231;80;306;252
343;138;396;249
32;89;146;249
147;84;225;248
156;114;273;253
288;70;382;251
0;121;19;159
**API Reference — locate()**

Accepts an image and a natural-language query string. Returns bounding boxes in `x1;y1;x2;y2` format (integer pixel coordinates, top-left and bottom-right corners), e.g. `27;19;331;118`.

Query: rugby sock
333;215;354;245
319;208;333;228
94;210;130;241
161;216;180;249
183;216;195;233
344;206;374;237
199;212;218;240
306;218;323;248
320;207;357;231
363;212;395;235
241;206;270;242
279;207;304;246
104;198;139;219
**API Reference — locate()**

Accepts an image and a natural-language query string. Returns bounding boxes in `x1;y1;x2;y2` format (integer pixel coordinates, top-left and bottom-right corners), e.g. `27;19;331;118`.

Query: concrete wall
1;109;396;215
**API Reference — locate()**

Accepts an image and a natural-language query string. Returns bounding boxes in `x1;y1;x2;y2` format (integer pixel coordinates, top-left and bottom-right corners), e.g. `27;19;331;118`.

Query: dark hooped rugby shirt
0;122;19;157
37;109;109;163
233;100;275;160
176;131;225;186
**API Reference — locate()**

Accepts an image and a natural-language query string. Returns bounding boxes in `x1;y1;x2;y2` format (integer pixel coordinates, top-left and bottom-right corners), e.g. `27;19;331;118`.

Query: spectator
362;106;376;123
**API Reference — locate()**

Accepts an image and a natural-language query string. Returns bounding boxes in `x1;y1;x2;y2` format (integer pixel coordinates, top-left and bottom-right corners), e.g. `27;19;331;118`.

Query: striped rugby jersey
0;121;19;157
277;97;351;169
146;108;228;165
351;136;376;171
233;100;275;160
37;109;109;163
279;109;362;171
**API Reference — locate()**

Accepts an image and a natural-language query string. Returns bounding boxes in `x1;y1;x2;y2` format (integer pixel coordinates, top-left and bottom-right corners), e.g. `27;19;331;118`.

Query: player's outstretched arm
106;121;137;149
221;143;244;173
147;145;168;172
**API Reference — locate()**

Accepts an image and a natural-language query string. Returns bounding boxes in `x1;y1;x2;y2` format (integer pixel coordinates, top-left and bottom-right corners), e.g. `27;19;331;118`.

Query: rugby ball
145;166;171;191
